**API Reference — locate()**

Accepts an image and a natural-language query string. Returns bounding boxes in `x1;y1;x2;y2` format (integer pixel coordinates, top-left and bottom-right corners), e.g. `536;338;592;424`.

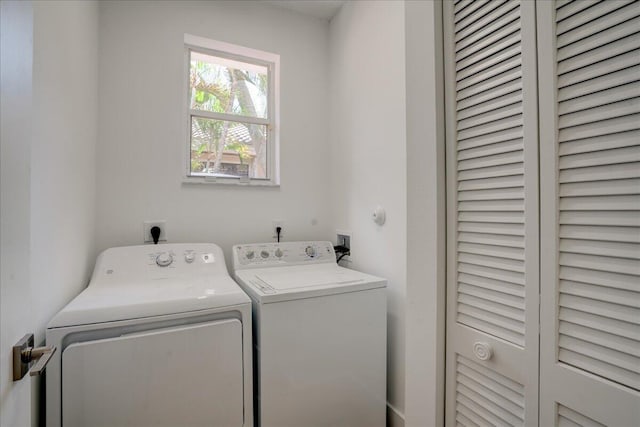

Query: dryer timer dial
156;253;173;267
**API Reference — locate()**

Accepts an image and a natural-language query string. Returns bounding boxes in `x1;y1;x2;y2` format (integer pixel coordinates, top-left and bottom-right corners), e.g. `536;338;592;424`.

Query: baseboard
387;403;405;427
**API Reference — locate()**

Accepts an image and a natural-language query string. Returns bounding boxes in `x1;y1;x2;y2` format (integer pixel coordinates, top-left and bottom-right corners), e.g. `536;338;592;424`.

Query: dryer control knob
275;248;283;258
305;246;316;258
246;250;255;260
156;253;173;267
184;253;195;264
260;250;270;259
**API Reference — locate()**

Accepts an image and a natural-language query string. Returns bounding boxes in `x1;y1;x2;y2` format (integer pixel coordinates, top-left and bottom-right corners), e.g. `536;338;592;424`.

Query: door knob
473;342;493;361
13;333;57;380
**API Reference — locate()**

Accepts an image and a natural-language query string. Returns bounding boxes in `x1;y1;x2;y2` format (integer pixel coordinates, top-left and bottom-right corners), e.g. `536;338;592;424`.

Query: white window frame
183;34;280;186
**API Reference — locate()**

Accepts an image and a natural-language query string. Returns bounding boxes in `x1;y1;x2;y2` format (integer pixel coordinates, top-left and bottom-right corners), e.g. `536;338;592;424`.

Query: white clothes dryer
232;241;387;427
46;243;253;427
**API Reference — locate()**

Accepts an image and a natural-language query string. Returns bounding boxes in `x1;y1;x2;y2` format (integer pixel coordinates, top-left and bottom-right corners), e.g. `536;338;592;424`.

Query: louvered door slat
558;65;640;103
458;262;525;286
558;83;640;115
559;98;640;128
454;0;491;24
458;221;524;236
559;224;640;243
557;32;640;76
560;179;640;197
559;146;640;169
559;308;640;341
456;6;520;54
457;65;521;101
555;0;600;22
560;266;639;292
456;20;520;66
457;91;522;122
457;138;522;160
458;150;523;170
560;321;639;355
455;356;525;425
556;0;632;35
558;49;640;88
454;1;513;43
459;273;525;297
557;3;640;53
457;103;523;132
559;162;640;183
558;405;606;427
558;130;640;156
458;174;524;191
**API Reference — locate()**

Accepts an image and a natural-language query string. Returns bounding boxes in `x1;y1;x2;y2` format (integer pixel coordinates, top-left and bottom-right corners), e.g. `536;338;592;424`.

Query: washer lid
234;263;386;303
48;243;250;328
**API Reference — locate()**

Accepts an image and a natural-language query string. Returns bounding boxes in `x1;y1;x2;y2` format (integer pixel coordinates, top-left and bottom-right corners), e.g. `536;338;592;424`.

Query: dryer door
62;319;244;427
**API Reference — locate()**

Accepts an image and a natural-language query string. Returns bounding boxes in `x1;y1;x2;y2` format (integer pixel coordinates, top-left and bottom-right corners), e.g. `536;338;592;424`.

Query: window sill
181;177;280;187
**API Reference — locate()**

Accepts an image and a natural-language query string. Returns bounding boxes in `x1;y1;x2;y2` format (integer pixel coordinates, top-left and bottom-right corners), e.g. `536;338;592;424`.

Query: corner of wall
404;0;446;426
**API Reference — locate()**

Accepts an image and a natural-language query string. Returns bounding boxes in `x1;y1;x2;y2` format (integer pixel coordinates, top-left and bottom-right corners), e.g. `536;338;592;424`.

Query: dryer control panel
233;241;335;269
90;243;229;285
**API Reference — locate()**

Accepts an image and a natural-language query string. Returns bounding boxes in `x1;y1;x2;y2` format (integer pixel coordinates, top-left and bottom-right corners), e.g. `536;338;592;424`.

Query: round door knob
246;250;255;260
473;342;493;361
156;253;173;267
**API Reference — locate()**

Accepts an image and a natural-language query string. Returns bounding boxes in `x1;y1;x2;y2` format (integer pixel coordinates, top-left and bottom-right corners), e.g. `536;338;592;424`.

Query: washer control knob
184;253;195;264
305;246;316;258
261;250;270;259
156;253;173;267
246;250;255;260
275;248;283;258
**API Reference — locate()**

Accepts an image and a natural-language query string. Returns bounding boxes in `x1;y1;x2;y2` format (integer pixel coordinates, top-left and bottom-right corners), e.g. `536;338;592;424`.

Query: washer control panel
233;241;335;269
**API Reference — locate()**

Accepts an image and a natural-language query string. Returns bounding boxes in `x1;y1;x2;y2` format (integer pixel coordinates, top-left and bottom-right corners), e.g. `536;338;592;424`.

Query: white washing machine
46;243;253;427
232;241;387;427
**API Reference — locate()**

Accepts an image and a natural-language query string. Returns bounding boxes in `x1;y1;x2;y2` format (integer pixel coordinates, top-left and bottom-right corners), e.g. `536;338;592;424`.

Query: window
184;35;279;185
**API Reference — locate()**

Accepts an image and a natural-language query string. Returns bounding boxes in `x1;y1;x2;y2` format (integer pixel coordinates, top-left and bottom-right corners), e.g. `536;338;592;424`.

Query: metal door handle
13;333;57;380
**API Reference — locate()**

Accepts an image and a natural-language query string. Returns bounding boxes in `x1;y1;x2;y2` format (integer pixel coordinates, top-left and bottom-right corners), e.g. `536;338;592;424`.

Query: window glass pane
190;117;268;179
190;51;268;119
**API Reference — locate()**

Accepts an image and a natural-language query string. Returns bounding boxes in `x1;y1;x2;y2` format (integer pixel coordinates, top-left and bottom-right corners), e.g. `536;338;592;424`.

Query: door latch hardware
12;333;57;381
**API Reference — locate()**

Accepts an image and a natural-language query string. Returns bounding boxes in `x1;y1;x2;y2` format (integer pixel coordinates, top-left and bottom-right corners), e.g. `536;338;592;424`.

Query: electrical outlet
336;230;351;264
143;220;167;244
272;220;284;240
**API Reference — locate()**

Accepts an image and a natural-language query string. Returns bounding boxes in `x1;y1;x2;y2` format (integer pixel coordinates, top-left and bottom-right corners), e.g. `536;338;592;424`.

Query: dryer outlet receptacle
143;220;167;244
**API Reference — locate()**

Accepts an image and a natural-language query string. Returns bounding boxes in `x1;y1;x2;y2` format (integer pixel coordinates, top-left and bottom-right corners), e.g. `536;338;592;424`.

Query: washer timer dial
305;246;316;258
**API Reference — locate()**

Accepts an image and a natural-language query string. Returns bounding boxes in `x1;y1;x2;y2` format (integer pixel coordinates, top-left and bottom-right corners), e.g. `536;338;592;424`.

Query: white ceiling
264;1;346;21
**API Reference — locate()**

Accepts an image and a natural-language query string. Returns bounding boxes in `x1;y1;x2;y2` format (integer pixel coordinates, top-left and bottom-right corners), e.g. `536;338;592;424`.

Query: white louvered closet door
538;1;640;426
444;1;539;425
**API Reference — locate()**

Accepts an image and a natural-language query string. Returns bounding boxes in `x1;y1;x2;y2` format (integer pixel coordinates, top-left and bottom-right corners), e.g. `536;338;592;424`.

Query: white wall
1;2;35;425
31;0;99;349
96;0;332;266
328;1;407;422
0;1;99;425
